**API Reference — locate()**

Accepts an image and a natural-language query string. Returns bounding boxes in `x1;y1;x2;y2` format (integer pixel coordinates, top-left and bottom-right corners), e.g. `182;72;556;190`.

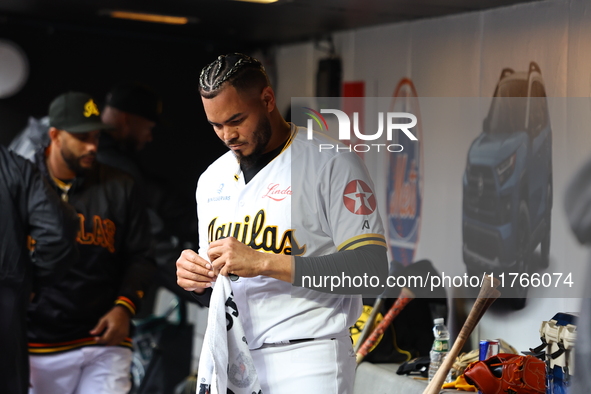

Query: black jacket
0;145;78;394
27;148;156;352
0;145;78;288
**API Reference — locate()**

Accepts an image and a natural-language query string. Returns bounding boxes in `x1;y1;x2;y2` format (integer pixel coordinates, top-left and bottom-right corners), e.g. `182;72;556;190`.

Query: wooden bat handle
422;276;501;394
356;287;415;364
353;297;385;353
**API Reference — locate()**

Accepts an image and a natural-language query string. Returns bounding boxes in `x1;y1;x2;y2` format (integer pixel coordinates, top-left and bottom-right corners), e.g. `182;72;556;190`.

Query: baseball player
176;53;388;394
27;92;155;394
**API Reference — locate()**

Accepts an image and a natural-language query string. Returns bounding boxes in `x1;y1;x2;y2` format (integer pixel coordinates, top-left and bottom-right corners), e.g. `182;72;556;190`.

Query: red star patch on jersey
343;180;377;215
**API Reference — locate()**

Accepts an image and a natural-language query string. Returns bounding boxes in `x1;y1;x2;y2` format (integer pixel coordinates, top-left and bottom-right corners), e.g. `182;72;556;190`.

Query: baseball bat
356;287;415;364
422;275;501;394
354;261;404;353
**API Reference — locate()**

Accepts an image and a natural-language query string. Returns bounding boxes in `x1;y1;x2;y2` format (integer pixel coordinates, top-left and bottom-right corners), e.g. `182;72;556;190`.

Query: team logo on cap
84;99;100;118
343;180;376;215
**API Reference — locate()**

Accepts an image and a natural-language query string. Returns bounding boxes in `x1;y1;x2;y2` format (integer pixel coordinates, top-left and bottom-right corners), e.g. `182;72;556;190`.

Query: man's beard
61;147;95;176
230;115;272;170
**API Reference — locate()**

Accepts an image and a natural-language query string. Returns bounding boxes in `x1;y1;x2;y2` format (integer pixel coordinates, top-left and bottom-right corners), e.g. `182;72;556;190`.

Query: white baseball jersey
196;124;386;350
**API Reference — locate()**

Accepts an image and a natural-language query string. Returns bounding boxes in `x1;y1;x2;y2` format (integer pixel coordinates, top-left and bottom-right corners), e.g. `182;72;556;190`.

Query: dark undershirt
191;134;388;306
241;138;288;184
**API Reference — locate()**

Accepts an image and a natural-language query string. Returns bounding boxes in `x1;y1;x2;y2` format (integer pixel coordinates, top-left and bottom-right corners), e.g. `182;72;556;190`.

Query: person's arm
302;150;389;295
176;248;215;307
293;244;388;294
21;153;79;288
207;238;387;295
175;175;217;308
89;176;155;345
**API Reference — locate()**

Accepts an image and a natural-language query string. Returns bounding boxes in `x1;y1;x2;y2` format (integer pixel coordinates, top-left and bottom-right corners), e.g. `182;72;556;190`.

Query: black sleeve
292;244;388;295
190;287;213;308
22;154;79;288
117;177;157;315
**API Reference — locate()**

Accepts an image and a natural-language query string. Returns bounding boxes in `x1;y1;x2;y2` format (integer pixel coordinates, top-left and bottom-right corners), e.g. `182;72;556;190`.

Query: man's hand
176;249;215;294
208;237;292;282
90;306;130;346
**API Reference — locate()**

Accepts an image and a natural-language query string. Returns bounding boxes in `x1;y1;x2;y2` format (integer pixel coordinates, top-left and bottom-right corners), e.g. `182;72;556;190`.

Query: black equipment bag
363;260;448;364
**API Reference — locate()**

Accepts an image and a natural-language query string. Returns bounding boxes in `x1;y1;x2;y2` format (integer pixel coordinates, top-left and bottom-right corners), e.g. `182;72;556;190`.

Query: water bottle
428;317;451;383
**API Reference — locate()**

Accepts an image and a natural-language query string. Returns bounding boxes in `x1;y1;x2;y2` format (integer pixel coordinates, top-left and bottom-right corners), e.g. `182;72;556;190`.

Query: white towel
197;275;263;394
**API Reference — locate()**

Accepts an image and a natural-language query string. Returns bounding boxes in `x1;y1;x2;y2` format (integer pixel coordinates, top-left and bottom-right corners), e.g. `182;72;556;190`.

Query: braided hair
199;53;270;99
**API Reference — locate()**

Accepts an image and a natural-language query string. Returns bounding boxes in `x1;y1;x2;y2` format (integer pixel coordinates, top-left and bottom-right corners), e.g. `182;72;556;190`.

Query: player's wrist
258;255;272;277
260;254;292;282
193;286;208;294
113;304;133;318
